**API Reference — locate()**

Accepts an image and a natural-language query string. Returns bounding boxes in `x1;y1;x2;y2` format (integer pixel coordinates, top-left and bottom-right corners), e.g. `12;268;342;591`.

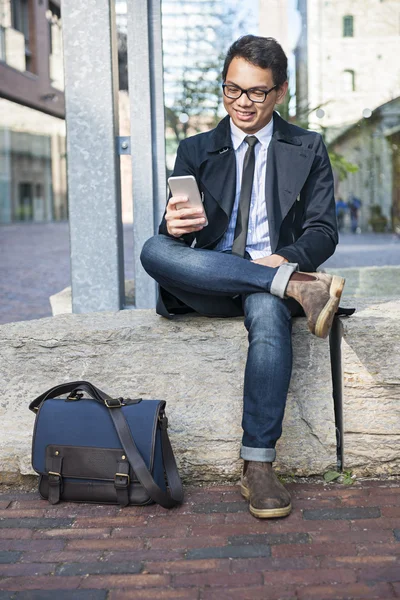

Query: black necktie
231;135;259;257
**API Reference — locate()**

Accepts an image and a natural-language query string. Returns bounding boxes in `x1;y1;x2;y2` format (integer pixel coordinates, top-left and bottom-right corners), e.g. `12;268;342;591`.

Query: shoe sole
240;484;292;519
315;275;345;339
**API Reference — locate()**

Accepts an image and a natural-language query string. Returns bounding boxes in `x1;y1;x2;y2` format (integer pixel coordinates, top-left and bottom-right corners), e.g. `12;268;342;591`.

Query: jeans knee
140;235;164;273
244;293;292;335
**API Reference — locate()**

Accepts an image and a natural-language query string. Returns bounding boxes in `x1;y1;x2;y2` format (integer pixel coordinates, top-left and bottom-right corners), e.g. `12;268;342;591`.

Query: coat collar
206;112;302;153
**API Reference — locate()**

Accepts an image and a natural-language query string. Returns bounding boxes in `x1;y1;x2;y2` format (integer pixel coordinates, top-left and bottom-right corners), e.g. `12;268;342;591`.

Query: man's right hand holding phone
165;196;207;238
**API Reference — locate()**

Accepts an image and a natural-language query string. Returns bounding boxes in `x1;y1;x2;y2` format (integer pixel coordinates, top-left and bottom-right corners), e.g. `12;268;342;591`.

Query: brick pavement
0;223;134;325
0;479;399;599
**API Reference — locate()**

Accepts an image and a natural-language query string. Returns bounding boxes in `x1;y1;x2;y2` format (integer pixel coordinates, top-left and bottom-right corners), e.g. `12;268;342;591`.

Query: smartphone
168;175;208;226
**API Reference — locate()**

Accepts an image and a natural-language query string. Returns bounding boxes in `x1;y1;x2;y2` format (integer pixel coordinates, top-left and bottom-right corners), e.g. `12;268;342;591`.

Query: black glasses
222;83;277;103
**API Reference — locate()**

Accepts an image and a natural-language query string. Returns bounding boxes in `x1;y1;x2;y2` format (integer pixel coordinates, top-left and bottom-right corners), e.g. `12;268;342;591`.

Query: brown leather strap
48;455;63;505
29;381;128;412
108;408;183;508
114;460;130;507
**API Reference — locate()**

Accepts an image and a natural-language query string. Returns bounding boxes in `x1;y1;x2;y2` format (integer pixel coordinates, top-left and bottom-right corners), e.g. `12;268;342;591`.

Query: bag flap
32;398;163;475
45;445;139;481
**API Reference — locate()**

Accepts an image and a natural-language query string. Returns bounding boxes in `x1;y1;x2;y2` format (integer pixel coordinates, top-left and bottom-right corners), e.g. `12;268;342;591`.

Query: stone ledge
0;300;399;483
341;299;400;476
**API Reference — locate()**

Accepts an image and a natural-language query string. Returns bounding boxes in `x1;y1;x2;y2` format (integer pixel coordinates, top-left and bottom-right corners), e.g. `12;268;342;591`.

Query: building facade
259;0;290;55
295;0;400;134
332;97;400;231
0;0;67;223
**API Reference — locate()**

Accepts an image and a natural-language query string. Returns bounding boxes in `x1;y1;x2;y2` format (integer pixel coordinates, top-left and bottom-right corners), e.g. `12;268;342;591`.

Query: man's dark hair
222;35;288;88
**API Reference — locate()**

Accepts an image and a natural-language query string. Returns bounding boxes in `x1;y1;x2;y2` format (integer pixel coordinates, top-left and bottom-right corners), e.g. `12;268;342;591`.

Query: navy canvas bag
29;381;184;508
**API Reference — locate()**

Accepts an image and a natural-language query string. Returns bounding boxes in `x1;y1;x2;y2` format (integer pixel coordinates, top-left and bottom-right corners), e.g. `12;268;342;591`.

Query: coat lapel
200;116;236;218
266;112;315;252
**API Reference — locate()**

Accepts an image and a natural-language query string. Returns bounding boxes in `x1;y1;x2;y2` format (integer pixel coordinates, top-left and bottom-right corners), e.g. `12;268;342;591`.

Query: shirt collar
229;117;273;151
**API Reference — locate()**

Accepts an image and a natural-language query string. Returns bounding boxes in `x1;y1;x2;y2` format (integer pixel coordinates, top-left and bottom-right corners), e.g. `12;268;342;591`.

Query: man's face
223;57;288;134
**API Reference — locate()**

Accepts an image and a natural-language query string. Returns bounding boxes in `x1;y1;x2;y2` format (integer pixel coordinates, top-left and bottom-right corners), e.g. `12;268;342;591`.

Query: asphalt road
1;222;399;324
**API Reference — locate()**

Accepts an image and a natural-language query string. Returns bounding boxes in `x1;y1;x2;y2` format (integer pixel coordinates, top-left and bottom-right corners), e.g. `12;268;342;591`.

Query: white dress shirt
215;117;273;258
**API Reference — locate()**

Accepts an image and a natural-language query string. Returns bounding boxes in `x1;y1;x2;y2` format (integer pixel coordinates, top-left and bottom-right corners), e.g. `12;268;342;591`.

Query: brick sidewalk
0;480;399;599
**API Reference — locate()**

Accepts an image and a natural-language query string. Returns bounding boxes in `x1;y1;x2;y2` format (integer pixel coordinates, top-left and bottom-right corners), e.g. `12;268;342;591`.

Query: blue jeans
141;235;300;462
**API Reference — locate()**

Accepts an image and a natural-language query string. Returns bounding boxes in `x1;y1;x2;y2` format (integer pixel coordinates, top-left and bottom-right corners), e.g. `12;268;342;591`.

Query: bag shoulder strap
108;407;183;509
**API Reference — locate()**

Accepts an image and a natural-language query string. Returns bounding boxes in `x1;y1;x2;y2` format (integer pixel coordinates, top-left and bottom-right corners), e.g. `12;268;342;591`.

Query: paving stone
0;551;22;563
228;532;311;545
303;507;381;520
357;565;400;583
0;518;73;529
14;592;107;600
78;574;170;589
174;571;262;588
109;590;199;600
186;544;271;560
296;582;395;599
394;528;400;541
192;502;247;514
55;562;142;576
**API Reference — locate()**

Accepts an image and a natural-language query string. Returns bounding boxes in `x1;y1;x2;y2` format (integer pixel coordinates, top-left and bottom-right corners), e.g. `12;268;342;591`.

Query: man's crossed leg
140;234;345;518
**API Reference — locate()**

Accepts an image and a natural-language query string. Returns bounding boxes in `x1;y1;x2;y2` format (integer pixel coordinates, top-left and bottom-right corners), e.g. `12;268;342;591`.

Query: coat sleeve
158;139;196;245
276;134;338;272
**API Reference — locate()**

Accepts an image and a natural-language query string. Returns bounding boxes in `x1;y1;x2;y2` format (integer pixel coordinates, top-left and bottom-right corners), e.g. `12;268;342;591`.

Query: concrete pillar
126;0;166;308
62;0;124;313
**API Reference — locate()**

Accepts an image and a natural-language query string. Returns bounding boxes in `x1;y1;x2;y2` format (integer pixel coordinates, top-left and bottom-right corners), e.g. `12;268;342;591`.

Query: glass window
342;70;355;92
0;26;5;61
11;0;29;40
343;15;354;37
0;99;67;224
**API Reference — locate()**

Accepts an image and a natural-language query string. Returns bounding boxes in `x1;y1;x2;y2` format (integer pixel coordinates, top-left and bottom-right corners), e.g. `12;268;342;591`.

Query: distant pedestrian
336;197;347;232
348;194;361;233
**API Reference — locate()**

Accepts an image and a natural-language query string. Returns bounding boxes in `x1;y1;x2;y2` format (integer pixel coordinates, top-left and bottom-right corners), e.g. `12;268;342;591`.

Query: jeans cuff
240;446;276;462
270;262;299;299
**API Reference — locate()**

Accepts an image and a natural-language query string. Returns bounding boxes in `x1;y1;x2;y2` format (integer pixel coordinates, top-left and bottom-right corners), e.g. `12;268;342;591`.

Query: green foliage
328;151;359;181
323;470;341;483
323;469;355;485
341;470;355;486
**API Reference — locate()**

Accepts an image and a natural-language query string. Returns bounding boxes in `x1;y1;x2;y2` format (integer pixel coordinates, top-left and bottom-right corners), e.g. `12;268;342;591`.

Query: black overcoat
157;111;338;316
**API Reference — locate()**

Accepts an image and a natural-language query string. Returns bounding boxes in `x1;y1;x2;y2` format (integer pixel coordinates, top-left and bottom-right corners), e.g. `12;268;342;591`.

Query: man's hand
165;196;206;238
251;254;288;268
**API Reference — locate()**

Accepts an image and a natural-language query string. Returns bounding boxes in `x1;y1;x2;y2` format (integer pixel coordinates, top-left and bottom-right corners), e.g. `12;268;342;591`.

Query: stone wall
0;301;398;483
342;300;400;476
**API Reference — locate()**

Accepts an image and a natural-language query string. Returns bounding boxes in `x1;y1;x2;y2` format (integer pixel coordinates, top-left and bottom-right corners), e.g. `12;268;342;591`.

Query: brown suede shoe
285;272;345;338
240;461;292;519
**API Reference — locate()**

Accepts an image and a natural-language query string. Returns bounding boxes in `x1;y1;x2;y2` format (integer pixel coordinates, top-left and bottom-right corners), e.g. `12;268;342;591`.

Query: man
141;35;344;519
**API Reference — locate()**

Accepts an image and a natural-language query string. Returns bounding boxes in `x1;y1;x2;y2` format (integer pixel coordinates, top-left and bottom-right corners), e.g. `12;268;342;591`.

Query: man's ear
275;81;289;105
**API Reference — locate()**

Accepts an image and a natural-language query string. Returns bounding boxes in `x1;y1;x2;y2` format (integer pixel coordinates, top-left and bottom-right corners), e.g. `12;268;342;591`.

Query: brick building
0;0;67;223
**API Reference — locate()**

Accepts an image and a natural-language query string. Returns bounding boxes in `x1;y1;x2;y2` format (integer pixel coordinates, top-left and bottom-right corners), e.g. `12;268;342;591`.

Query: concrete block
49;280;135;316
342;300;400;476
0;310;336;483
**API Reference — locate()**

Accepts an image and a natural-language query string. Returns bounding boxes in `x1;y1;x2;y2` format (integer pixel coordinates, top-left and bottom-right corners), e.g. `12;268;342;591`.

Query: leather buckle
66;391;83;402
115;473;130;487
105;397;124;408
159;415;168;430
48;471;61;486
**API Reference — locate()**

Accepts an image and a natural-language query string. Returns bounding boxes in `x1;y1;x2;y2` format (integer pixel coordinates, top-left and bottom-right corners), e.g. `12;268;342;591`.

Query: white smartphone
168;175;208;226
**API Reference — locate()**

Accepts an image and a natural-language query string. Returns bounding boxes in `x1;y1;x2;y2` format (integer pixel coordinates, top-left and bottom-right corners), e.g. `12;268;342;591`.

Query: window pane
343;15;354;37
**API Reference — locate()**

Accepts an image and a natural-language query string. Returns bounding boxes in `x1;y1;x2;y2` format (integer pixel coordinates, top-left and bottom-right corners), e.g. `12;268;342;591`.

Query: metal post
126;0;167;308
62;0;124;313
329;316;344;471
